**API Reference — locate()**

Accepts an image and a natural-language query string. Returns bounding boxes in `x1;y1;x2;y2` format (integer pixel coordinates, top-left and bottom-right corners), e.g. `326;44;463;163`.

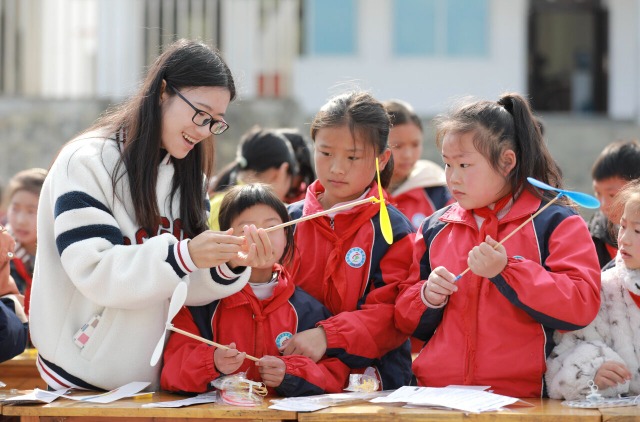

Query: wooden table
296;398;602;421
0;349;46;390
2;392;297;421
600;405;640;421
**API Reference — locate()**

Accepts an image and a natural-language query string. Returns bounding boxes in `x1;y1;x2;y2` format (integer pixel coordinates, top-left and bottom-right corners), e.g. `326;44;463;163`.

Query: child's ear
500;149;517;176
378;148;392;170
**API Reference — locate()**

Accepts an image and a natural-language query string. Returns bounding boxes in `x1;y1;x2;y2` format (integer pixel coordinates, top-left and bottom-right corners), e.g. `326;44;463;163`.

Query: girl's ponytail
498;93;562;202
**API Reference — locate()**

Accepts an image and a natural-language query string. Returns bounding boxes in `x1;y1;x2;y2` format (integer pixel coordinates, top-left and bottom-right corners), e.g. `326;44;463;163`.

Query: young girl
162;184;350;396
384;100;453;229
209;126;297;230
395;93;601;397
4;168;47;315
546;179;640;399
30;39;272;391
284;92;417;390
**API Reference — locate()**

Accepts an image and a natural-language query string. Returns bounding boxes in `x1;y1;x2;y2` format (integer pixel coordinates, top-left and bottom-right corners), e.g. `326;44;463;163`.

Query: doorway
528;0;608;113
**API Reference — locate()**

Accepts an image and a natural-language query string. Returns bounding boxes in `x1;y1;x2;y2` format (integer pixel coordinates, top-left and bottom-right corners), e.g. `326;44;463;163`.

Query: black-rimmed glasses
169;85;230;135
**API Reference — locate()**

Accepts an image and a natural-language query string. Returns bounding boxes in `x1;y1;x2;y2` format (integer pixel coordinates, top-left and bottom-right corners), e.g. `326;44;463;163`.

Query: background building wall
292;0;527;115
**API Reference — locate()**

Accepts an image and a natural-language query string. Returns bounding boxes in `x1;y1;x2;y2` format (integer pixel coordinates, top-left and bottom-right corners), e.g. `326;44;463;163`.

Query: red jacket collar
302;179;387;217
440;189;543;227
222;264;294;310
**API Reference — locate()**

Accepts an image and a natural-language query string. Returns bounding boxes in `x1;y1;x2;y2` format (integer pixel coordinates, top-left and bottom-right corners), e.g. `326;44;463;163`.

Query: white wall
292;0;528;115
608;0;639;120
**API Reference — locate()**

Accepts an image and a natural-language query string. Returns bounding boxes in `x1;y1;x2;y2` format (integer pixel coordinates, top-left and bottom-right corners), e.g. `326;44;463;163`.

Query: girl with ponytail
395;93;601;397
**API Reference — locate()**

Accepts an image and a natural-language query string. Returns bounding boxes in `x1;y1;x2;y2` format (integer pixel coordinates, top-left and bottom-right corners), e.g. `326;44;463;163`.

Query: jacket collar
222;264;294;311
440;189;543;228
302;179;386;218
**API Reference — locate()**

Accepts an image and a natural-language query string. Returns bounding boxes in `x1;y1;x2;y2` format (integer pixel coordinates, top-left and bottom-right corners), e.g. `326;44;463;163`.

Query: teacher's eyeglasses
169;85;230;135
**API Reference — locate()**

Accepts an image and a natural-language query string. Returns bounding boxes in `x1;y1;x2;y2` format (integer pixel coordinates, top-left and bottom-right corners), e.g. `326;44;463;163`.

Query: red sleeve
160;307;220;393
275;355;350;396
493;215;601;329
395;228;443;338
320;233;418;363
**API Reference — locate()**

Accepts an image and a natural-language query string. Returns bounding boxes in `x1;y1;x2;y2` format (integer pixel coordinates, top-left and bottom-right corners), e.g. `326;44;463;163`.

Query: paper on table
270;391;388;412
371;386;519;413
62;382;151;404
3;388;70;405
370;386;424;403
269;400;329;412
446;385;490;391
142;391;217;408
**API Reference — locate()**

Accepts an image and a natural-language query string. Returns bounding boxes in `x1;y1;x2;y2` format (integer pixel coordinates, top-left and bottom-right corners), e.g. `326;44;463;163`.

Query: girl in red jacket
284;91;418;389
395;93;601;397
161;184;350;396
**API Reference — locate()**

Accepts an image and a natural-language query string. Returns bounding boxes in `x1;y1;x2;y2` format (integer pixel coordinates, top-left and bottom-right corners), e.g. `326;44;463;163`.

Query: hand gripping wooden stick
454;193;562;281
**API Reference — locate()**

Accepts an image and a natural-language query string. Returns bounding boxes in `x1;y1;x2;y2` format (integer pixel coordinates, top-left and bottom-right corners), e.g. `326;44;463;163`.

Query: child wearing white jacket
546;179;640;399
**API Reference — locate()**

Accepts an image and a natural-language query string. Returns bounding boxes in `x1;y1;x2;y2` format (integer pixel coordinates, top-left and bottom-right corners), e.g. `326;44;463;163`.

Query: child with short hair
546;179;640;399
4;168;47;315
284;92;417;390
589;140;640;268
395;93;601;397
384;99;453;229
162;184;350;396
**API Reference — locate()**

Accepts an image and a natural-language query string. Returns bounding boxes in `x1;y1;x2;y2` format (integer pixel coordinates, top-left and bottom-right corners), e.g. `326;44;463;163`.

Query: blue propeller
527;177;600;209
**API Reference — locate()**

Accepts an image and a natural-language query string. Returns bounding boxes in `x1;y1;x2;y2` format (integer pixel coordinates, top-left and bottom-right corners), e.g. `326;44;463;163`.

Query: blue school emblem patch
345;247;366;268
275;331;293;348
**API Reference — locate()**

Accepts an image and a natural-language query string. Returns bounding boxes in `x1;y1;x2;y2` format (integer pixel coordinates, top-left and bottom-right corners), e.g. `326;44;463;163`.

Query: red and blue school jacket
392;186;453;230
389;160;454;229
287;180;418;389
161;266;350;396
395;189;601;397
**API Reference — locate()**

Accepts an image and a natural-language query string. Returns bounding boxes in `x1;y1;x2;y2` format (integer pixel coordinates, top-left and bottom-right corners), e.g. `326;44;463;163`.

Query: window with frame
393;0;488;57
304;0;357;55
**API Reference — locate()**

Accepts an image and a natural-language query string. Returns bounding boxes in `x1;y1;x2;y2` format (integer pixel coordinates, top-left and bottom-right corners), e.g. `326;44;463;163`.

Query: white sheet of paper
370;386;425;403
446;385;490;391
3;388;70;404
142;391;217;408
371;386;518;413
269;399;329;412
62;382;150;404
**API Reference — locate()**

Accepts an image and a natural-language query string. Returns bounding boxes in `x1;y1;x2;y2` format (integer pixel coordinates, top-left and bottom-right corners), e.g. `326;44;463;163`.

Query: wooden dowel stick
167;324;260;362
455;194;562;281
263;196;377;233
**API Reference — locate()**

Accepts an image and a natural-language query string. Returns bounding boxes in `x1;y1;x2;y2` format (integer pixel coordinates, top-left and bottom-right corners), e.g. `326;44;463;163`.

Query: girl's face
442;131;514;210
230;204;286;271
314;125;390;209
618;201;640;270
160;85;231;159
593;176;628;222
389;123;423;184
7;190;39;250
